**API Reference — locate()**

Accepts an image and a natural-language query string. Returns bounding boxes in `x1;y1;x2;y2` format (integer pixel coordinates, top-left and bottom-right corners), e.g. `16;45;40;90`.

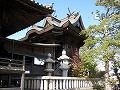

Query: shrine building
0;0;86;89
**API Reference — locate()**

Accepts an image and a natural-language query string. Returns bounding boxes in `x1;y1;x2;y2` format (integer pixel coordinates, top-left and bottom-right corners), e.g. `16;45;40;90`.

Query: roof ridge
30;0;54;10
60;13;79;22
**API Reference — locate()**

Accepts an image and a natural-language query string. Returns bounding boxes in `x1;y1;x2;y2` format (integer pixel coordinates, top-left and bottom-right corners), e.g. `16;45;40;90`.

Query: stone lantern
45;53;55;76
57;50;71;77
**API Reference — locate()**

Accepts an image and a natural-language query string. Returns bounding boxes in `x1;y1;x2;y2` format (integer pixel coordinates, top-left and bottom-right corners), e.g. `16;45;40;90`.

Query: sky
7;0;106;40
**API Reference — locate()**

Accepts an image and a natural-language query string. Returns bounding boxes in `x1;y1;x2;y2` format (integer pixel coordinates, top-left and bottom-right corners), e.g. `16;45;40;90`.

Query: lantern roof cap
46;53;55;63
57;50;71;61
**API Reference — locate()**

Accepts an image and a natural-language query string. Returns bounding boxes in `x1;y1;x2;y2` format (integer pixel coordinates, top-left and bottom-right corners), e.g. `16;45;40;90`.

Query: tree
80;0;120;89
69;49;87;77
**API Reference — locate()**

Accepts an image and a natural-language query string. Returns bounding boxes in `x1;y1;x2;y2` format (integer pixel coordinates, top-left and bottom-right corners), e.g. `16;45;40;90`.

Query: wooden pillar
21;56;25;90
31;58;34;74
8;74;11;88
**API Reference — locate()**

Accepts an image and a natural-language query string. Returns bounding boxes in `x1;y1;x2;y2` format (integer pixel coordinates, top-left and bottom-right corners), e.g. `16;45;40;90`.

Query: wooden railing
24;76;105;90
0;57;23;68
0;88;20;90
0;57;24;72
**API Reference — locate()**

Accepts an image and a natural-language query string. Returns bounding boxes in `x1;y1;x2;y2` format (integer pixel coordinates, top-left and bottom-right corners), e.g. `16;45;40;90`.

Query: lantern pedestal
59;65;70;77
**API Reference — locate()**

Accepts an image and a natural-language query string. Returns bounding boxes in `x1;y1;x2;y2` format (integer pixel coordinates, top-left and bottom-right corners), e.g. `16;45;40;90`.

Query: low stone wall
24;76;104;90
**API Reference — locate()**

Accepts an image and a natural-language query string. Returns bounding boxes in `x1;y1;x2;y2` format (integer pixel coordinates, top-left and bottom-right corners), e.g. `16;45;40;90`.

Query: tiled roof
0;0;54;37
20;13;85;41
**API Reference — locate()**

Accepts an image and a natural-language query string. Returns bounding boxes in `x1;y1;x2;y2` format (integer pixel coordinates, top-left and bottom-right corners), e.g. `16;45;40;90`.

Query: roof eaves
79;16;85;30
20;25;55;41
62;21;80;35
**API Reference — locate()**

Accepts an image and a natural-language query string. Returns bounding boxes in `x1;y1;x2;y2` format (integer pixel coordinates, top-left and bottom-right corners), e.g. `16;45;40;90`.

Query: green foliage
110;40;120;47
96;0;120;9
80;0;120;78
116;29;120;39
80;46;99;78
